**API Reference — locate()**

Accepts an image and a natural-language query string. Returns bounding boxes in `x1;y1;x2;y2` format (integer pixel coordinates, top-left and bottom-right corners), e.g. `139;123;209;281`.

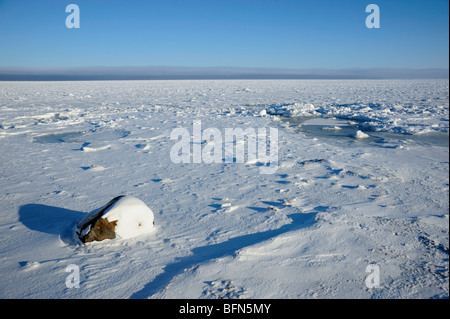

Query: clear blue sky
0;0;448;69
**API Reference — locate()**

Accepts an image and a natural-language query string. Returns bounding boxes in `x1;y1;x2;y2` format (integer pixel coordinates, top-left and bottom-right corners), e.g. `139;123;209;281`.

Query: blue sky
0;0;448;69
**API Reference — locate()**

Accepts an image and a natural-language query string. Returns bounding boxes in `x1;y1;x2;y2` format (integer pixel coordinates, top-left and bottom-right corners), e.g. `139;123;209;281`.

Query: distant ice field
0;79;448;136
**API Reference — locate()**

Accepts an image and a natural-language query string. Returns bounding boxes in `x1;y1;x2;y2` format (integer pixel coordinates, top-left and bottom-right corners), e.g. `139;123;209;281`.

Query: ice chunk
353;130;370;139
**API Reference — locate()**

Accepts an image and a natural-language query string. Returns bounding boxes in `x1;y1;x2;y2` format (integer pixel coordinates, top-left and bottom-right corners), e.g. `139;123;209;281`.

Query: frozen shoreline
0;79;448;298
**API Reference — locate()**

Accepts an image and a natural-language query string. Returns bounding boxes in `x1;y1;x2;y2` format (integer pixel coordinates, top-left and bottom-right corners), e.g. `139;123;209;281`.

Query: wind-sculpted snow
0;80;448;298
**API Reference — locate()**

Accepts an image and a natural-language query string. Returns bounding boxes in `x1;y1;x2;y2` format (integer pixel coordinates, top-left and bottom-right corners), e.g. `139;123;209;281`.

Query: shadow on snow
130;211;317;299
18;203;85;245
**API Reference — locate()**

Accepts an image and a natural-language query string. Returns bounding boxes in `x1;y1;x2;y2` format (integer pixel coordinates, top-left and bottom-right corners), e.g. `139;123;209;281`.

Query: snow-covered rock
77;195;155;243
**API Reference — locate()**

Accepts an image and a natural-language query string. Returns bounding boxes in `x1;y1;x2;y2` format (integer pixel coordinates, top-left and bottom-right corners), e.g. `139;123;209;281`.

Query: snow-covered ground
0;79;448;299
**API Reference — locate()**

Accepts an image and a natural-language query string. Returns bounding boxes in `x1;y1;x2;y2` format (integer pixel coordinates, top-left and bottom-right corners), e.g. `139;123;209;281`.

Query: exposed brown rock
81;218;118;243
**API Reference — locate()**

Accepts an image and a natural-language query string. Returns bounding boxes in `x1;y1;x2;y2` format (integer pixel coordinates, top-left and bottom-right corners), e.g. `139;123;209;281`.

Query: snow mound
102;196;155;239
76;195;155;242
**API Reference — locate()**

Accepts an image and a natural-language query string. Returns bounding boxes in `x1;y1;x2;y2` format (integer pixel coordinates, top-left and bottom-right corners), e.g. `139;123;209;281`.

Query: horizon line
0;66;448;81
